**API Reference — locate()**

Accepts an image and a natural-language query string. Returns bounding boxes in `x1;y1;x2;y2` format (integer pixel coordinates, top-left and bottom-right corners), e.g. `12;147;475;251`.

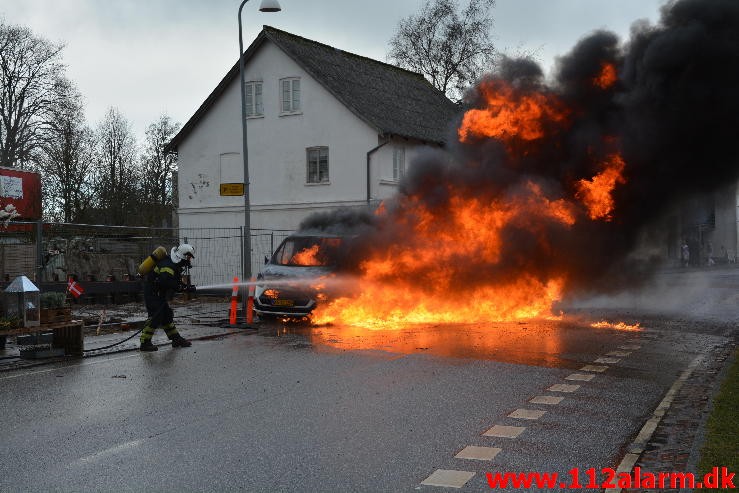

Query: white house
167;26;459;275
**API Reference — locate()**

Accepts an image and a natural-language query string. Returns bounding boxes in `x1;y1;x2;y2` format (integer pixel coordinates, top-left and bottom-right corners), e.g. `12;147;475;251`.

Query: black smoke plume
298;0;739;298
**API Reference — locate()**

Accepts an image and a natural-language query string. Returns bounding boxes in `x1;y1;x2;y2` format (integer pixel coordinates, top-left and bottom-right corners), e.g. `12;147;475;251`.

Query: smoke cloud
298;0;739;299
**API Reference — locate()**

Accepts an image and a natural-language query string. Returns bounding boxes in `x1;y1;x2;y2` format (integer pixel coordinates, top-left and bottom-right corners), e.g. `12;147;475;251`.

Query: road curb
605;354;705;493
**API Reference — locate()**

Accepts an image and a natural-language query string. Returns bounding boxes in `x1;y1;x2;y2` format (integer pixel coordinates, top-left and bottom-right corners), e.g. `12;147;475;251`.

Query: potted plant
40;292;71;324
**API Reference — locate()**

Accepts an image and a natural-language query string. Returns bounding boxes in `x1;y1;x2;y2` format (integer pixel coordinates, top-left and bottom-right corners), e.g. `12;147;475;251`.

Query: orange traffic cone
229;277;239;325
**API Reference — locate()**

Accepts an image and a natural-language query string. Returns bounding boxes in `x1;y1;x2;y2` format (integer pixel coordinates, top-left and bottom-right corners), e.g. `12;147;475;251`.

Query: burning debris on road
298;0;739;327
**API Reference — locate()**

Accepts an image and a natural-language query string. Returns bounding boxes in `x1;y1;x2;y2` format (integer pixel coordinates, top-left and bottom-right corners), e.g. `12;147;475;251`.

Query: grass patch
698;349;739;484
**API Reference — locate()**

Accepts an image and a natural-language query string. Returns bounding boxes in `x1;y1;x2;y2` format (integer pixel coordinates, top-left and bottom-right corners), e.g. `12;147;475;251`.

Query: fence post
240;227;246;322
270;231;274;259
36;220;43;282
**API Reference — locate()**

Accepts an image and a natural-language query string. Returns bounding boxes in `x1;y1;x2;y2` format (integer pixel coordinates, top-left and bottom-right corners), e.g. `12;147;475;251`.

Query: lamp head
259;0;281;12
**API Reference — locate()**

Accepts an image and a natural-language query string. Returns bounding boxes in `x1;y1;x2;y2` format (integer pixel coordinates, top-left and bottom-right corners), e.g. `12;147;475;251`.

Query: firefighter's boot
140;325;157;351
171;334;192;348
164;323;191;348
140;340;158;351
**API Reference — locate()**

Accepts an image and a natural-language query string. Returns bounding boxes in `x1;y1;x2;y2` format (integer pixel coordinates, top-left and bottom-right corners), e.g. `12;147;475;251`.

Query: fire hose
83;283;196;352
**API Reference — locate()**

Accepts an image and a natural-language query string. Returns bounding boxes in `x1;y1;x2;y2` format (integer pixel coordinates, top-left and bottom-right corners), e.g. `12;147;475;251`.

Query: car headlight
262;288;280;299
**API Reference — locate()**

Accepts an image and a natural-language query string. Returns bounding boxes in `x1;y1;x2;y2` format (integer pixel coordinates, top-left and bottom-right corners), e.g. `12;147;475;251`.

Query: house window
393;146;405;181
307;147;329;184
245;81;263;117
280;77;301;114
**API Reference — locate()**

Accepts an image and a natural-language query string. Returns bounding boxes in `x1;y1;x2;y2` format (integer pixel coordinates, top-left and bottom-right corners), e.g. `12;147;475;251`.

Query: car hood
260;264;334;280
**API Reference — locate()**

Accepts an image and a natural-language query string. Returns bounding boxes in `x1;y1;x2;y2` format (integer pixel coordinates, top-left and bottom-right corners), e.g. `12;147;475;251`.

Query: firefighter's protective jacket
144;256;183;301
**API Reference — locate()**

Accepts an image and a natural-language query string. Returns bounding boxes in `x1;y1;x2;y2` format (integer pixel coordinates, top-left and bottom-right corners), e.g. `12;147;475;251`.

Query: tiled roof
167;26;459;152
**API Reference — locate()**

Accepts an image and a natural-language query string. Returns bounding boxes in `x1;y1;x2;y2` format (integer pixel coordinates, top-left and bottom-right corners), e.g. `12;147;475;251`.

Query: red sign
0;166;42;220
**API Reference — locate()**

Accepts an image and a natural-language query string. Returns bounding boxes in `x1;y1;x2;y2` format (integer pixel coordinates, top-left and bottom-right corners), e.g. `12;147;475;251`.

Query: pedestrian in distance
681;240;690;268
140;244;195;351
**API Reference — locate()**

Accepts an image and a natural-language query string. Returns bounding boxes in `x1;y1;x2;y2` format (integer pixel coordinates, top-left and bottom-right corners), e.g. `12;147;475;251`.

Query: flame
312;183;575;327
575;154;626;221
313;277;564;328
310;79;631;329
291;245;323;266
458;79;568;144
593;62;617;89
590;320;641;331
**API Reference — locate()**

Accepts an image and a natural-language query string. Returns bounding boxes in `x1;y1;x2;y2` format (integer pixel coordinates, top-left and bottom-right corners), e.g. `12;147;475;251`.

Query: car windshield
272;237;343;266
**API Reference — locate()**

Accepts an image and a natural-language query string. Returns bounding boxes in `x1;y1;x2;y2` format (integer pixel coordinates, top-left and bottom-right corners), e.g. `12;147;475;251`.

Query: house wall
176;40;443;278
706;182;738;262
369;137;434;202
177;41;382;234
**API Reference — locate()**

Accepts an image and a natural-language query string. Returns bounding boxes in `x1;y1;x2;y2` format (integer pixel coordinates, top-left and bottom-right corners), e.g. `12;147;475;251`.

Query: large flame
458;80;568;143
313;183;577;327
311;73;630;328
575;153;626;221
291;245;324;266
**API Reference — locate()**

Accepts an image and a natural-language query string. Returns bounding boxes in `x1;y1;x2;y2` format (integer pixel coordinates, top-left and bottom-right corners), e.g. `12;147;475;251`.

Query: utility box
3;275;40;327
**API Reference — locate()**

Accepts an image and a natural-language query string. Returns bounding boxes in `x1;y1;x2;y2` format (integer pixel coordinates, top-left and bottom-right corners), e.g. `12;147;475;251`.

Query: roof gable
167;26;460;152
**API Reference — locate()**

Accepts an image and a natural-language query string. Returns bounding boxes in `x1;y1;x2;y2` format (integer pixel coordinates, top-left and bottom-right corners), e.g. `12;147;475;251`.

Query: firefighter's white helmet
171;244;195;263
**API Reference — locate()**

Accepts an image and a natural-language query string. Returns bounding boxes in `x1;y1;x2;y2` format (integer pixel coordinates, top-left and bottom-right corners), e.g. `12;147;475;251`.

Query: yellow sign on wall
220;183;245;196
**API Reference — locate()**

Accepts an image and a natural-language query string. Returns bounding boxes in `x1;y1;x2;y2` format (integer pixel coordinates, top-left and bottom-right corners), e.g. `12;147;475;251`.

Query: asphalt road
0;306;732;492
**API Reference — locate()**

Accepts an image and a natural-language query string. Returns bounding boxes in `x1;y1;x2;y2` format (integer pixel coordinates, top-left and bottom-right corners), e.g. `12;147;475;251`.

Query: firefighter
140;244;195;351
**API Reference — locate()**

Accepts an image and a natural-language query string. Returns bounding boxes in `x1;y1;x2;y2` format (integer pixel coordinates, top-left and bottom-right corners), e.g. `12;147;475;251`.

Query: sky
0;0;665;142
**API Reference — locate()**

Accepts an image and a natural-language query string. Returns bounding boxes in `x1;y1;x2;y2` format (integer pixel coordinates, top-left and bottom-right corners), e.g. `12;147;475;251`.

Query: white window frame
245;81;263;118
393;146;406;181
306;146;329;184
280;77;301;115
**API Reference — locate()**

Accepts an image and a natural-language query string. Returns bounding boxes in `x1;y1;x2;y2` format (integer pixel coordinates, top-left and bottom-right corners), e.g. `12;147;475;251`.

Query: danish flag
67;278;84;298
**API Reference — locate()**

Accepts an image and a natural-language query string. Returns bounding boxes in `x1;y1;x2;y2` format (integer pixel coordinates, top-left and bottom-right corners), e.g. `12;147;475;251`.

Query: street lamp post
238;0;281;315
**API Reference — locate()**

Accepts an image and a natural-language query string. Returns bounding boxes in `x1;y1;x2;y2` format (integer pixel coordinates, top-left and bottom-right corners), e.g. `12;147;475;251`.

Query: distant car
254;233;346;318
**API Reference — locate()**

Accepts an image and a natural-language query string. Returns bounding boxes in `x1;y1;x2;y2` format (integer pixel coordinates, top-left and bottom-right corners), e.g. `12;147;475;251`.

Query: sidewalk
618;342;737;492
0;299;258;372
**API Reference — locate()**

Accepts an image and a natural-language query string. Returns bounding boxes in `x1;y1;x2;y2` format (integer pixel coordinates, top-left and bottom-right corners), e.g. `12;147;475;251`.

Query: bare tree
37;79;94;222
0;20;66;167
139;114;180;226
388;0;496;101
91;107;139;225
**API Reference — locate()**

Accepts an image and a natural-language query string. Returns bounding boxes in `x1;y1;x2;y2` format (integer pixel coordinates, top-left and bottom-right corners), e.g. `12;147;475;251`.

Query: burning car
254;233;346;318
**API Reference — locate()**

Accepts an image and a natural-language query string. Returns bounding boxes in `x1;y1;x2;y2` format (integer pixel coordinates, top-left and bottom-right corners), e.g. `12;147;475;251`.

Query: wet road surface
0;312;732;492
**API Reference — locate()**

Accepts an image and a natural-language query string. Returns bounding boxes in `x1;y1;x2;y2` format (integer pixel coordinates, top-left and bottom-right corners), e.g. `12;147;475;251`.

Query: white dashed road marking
606;351;631;357
455;446;502;461
529;395;564;405
595;357;621;364
548;383;580;392
483;425;526;438
508;408;546;420
420;334;650;488
565;373;595;381
421;469;475;488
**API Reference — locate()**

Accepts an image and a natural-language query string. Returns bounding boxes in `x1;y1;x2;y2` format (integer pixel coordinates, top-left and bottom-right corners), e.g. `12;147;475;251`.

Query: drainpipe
366;137;389;205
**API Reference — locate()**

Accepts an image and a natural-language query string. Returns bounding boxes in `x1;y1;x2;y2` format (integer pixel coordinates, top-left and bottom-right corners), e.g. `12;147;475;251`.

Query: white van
254;234;346;318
